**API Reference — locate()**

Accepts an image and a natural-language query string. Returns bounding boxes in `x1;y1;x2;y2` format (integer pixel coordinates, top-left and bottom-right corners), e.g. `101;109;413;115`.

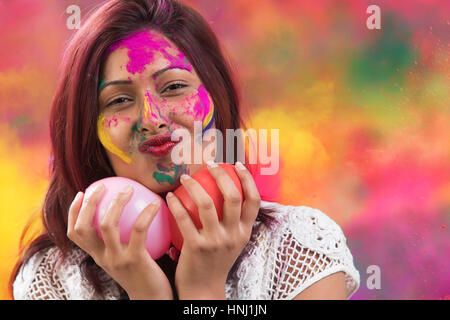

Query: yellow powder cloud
0;125;47;299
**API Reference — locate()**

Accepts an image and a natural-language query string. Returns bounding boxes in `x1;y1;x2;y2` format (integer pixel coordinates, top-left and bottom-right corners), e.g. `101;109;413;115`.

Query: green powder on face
152;164;184;185
98;78;106;91
152;171;175;185
131;122;141;135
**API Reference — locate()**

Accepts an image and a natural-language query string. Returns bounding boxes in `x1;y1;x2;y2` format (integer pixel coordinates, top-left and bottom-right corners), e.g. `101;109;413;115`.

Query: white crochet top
13;200;360;300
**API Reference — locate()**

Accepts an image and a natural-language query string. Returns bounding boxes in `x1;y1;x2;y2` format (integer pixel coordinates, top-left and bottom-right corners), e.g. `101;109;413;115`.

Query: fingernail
123;185;133;194
89;184;104;198
96;183;105;192
207;160;218;168
86;184;103;199
151;198;160;206
74;191;82;201
180;174;191;182
235;161;246;170
166;192;174;198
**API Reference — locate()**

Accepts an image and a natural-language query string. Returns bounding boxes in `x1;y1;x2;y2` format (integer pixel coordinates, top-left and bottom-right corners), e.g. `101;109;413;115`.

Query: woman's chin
152;181;181;196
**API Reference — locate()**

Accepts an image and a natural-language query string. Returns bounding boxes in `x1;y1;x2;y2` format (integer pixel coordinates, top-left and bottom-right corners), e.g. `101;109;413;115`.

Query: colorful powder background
0;0;449;300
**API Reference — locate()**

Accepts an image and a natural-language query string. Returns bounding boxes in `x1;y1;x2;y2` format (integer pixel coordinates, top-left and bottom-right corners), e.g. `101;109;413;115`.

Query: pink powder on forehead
107;29;192;75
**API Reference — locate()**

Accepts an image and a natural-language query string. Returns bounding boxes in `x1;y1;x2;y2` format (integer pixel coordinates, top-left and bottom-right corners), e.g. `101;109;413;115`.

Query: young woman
10;0;360;300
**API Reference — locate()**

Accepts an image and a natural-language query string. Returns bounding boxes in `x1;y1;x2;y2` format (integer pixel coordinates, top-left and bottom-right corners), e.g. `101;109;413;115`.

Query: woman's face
97;29;216;194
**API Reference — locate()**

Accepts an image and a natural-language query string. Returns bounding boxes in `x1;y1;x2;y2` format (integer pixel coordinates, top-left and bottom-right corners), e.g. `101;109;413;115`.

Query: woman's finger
166;192;199;245
233;162;261;228
179;174;220;233
73;184;106;253
100;185;133;253
206;161;242;228
128;199;160;254
67;191;84;238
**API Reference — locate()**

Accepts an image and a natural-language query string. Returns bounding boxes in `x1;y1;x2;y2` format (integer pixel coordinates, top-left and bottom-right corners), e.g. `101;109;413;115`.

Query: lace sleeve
269;205;360;300
13;246;122;300
13;247;66;300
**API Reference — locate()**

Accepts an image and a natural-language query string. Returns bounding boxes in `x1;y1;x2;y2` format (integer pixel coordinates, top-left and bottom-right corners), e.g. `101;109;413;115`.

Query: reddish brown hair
9;0;275;299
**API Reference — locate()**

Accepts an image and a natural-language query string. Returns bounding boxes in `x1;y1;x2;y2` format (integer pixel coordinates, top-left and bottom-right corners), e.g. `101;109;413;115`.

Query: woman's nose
139;92;169;133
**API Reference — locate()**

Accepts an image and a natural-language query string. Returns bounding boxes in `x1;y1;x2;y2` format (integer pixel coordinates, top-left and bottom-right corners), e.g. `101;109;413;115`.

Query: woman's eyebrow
98;65;191;92
152;65;191;79
99;79;133;93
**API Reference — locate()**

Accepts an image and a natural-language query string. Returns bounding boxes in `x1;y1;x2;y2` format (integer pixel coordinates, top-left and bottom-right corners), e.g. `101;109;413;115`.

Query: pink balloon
86;177;171;260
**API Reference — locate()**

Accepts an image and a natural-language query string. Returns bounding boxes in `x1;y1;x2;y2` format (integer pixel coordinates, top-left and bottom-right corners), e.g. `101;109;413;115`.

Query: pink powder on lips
107;29;192;75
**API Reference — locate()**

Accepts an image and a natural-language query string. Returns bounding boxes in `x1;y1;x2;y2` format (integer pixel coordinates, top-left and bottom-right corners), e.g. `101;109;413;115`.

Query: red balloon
169;163;244;250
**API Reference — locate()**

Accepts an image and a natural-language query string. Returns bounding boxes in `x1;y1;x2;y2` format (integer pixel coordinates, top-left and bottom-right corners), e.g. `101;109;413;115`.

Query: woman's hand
166;161;261;299
67;184;173;300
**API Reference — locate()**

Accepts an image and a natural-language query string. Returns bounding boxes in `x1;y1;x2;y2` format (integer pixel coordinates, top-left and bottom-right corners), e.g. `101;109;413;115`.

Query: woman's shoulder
13;245;121;300
259;200;350;258
226;200;360;299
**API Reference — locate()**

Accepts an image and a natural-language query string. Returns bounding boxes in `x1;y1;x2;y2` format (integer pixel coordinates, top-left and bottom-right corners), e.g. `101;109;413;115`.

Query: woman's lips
138;134;182;157
143;141;178;157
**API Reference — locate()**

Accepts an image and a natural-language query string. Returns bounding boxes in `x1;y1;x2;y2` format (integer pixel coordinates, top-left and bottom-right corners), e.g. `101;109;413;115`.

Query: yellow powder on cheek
97;113;133;164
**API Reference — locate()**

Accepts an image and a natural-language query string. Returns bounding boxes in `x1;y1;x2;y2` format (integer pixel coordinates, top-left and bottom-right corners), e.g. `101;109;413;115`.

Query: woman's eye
162;82;188;94
107;97;132;107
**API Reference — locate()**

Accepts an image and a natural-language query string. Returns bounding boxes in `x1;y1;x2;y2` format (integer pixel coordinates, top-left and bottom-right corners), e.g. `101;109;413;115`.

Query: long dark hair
9;0;275;299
